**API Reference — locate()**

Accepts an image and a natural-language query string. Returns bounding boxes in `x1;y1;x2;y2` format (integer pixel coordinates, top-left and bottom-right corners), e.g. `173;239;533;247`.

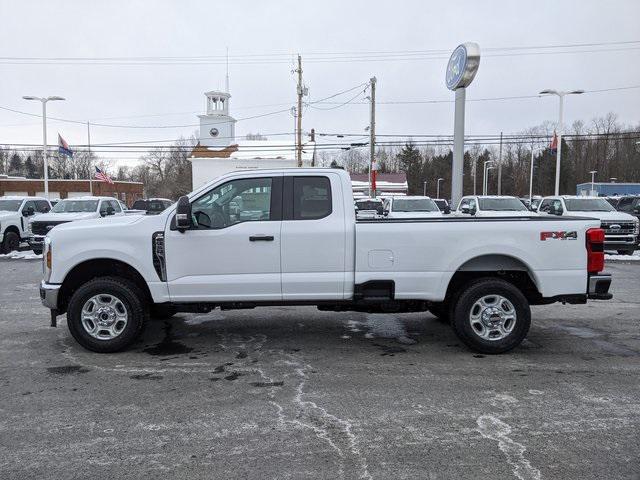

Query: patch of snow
0;251;42;260
605;251;640;262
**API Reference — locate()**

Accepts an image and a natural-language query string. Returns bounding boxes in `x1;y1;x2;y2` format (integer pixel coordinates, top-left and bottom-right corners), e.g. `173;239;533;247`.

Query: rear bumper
40;281;61;310
588;274;612;300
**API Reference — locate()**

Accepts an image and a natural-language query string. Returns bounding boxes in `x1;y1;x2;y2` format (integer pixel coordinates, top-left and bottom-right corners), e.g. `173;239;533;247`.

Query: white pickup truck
28;196;125;254
382;196;444;218
537;196;639;255
0;196;52;253
39;168;612;354
456;195;533;217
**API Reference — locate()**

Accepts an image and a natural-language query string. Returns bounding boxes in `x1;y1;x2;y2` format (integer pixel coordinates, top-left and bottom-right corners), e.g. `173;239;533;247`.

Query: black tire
151;304;178;320
451;278;531;354
1;231;20;254
32;248;43;255
617;249;634;256
66;276;149;353
428;302;450;323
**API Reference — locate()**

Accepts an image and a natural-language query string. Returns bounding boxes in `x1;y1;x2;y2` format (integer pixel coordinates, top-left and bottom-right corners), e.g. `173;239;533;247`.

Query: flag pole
87;121;93;195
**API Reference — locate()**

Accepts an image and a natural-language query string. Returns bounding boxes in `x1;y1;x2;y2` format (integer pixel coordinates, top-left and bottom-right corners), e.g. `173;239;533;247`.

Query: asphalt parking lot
0;256;638;480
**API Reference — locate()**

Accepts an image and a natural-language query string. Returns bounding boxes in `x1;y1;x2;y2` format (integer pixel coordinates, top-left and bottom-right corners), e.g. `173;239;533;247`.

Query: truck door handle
249;235;274;242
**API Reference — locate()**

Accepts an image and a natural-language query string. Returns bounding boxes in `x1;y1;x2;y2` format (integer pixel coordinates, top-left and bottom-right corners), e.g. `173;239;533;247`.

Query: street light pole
589;170;597;195
485;166;495;195
22;95;66;200
423;181;427;196
436;178;444;199
539;89;584;195
482;160;494;195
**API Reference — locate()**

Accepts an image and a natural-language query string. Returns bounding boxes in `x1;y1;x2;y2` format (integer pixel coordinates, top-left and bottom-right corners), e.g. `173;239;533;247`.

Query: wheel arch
444;254;542;304
57;258;152;314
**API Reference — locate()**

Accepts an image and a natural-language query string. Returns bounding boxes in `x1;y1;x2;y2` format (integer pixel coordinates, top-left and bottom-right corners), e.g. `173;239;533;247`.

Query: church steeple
198;90;236;148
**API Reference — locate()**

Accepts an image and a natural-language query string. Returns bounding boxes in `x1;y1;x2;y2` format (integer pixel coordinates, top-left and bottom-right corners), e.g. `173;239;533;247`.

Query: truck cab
538;196;639;255
0;196;51;253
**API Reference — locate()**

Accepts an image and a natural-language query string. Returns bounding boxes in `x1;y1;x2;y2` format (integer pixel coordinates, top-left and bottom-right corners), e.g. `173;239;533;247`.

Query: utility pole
497;131;503;195
296;55;303;167
369;76;376;197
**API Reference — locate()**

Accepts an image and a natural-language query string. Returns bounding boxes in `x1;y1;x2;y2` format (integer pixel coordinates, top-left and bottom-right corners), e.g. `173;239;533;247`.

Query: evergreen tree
24;156;39;178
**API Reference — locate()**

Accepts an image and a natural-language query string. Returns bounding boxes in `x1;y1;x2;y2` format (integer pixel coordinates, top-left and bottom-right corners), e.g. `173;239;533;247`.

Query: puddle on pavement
143;322;193;356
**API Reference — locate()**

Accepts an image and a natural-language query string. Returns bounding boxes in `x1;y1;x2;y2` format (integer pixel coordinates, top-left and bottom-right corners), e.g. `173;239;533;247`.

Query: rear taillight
586;228;605;274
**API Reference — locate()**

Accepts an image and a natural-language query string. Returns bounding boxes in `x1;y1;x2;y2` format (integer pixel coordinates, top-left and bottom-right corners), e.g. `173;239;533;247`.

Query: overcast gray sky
1;0;639;165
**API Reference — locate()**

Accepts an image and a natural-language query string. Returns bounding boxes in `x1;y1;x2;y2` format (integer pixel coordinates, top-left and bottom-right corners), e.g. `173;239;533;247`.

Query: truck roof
1;195;48;201
393;195;433;200
58;196;117;201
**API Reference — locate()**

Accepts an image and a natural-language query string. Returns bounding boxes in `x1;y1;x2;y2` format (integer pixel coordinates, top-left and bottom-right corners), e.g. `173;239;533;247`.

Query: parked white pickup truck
0;196;52;253
383;196;444;218
28;196;125;254
39;169;612;354
456;195;534;217
537;196;639;255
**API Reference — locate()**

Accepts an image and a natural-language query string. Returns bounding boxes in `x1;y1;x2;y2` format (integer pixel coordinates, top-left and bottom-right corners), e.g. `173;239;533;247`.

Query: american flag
95;166;114;184
549;130;558;154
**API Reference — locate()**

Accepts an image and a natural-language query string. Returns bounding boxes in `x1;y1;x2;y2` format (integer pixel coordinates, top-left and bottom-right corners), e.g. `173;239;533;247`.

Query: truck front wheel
66;276;149;353
451;278;531;354
1;231;20;254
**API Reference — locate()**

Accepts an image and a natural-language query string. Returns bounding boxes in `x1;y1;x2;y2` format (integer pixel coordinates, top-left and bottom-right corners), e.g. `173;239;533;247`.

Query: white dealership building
188;90;316;188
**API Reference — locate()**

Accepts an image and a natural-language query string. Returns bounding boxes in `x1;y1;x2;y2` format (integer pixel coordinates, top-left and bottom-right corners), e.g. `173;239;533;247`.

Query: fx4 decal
540;231;578;241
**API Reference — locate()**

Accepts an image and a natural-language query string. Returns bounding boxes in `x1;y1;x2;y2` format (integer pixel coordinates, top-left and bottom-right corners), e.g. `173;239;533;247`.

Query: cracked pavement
0;257;638;479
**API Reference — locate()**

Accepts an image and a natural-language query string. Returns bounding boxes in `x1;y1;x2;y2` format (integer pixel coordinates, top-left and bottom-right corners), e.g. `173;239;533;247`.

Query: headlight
43;237;52;281
25;221;32;234
634;220;639;235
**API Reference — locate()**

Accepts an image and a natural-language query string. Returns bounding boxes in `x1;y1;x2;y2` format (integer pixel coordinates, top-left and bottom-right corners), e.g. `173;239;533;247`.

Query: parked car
118;200;146;215
131;198;173;215
354;198;384;217
456;195;534;217
0;196;51;253
382;196;443;218
40;168;611;355
537;196;639;255
529;196;543;211
432;198;451;214
28;196;125;254
612;195;640;222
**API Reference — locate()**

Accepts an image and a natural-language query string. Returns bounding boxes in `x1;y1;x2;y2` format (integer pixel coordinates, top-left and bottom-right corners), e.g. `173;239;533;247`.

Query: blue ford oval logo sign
609;224;621;230
445;43;481;91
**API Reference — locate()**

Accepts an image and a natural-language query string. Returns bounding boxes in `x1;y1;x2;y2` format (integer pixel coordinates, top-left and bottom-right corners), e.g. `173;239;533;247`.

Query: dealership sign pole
446;43;480;207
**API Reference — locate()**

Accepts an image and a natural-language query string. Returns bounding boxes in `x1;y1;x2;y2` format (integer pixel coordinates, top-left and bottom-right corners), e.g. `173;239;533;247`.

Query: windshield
565;198;615;212
478;198;528;211
393;198;439;212
0;200;22;212
51;200;99;213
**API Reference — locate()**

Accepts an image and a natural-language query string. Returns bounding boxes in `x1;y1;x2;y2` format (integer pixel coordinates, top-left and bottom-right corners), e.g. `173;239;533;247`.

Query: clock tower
198;90;236;148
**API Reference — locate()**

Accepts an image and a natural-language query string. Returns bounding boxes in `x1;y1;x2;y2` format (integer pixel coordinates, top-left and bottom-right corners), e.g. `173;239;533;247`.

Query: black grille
600;221;636;235
31;221;70;236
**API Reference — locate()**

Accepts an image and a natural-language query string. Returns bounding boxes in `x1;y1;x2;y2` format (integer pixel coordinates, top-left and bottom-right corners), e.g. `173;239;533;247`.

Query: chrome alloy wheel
469;294;517;341
81;294;129;340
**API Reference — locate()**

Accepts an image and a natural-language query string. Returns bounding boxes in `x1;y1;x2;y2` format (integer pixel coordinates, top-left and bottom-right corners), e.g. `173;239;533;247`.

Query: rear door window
292;176;332;220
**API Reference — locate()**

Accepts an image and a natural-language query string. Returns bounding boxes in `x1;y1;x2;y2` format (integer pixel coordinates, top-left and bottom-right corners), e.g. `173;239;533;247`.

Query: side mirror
443;205;451;214
106;206;115;216
469;206;477;216
383;210;389;216
376;206;384;215
175;196;192;231
460;206;470;214
23;206;35;217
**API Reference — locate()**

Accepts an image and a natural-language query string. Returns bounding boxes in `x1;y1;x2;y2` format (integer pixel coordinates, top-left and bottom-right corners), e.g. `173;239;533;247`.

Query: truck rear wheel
451;278;530;354
66;276;148;353
1;231;20;254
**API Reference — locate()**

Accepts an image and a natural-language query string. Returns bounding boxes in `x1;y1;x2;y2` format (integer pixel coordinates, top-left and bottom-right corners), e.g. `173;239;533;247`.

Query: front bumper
604;234;637;251
28;235;45;250
40;281;61;310
588;274;612;300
